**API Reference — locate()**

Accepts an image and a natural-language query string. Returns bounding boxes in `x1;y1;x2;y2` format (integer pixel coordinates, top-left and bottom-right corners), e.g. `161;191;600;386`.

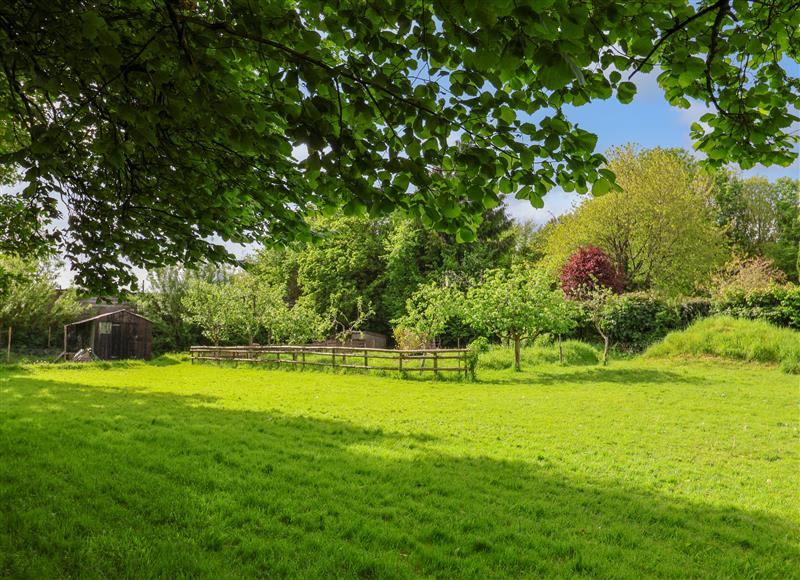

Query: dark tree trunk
513;335;521;371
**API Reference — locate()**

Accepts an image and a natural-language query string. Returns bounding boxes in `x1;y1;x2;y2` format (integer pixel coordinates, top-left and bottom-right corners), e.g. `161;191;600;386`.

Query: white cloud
504;187;581;226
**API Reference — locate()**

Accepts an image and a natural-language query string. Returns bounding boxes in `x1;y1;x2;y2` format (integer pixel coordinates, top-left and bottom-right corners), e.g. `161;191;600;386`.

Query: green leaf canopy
0;0;797;292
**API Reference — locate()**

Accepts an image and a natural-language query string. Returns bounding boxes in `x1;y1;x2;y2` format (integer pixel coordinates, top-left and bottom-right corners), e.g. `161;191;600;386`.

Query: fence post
399;351;403;373
332;347;337;369
364;349;368;369
302;348;306;371
434;350;438;374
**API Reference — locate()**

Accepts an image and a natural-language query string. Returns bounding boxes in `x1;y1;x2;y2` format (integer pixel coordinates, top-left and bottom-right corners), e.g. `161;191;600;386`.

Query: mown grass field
1;354;798;578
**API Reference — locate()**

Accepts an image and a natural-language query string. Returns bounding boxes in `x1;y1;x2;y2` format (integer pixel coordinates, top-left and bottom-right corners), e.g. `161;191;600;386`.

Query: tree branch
629;0;724;79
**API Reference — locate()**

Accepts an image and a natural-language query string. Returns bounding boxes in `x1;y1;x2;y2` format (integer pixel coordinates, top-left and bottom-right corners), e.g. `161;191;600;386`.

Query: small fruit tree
467;266;574;371
392;281;465;348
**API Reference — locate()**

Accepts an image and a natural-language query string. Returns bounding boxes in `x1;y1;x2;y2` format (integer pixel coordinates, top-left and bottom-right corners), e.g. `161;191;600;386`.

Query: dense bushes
713;286;800;330
570;293;711;351
645;316;800;374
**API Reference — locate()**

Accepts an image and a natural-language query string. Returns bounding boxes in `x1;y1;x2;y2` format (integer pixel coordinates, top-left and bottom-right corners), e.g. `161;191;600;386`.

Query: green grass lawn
1;357;798;577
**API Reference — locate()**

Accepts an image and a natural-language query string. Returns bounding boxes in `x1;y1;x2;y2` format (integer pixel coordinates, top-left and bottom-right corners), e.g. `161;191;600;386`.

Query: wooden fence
189;345;468;377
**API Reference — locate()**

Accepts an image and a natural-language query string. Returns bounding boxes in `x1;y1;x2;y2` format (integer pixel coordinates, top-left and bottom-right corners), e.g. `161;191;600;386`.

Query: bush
560;245;623;298
645;316;800;373
675;297;712;327
713;285;800;330
568;293;713;352
465;337;490;379
478;340;600;370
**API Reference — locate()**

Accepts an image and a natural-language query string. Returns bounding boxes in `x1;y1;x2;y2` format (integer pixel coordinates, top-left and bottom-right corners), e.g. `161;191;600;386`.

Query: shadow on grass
1;376;796;578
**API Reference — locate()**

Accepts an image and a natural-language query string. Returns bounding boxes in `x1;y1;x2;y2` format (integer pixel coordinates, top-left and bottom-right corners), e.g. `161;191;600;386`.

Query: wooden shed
64;309;153;360
315;330;388;349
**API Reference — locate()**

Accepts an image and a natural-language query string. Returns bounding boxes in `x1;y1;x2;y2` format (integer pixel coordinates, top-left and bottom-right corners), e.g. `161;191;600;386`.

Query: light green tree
392;281;465;348
181;280;241;346
543;146;728;295
0;255;86;356
466;267;574;371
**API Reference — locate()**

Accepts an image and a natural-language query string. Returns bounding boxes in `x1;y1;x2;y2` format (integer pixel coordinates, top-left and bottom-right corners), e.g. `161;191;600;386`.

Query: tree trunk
513;335;521;372
6;326;12;363
558;334;563;364
602;334;610;366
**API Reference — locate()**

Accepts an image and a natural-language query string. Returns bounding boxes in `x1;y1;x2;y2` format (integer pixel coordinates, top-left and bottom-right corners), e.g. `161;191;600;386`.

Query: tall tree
711;173;799;280
1;1;796;292
543;146;728;295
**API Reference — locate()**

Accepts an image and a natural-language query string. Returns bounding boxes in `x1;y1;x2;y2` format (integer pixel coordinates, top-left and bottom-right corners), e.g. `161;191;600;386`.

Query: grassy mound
479;340;600;370
645;316;800;373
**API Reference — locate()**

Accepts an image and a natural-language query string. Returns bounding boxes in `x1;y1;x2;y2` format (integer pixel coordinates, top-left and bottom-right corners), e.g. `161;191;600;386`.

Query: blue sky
508;69;800;224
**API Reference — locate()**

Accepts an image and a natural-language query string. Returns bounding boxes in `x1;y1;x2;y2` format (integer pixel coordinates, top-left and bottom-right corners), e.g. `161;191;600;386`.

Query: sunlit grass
645;315;800;373
1;356;798;577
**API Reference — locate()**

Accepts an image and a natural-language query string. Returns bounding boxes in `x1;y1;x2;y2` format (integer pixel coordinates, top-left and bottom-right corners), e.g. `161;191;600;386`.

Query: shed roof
65;309;153;327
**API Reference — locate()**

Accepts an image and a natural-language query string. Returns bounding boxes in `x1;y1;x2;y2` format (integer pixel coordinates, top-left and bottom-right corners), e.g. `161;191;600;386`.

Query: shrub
713;285;800;330
645;316;800;373
708;255;787;296
560;245;624;298
465;336;490;379
478;340;600;370
597;292;679;351
675;297;712;327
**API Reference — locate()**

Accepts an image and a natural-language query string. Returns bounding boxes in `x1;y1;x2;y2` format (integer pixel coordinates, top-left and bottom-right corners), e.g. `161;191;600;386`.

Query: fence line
189;345;468;377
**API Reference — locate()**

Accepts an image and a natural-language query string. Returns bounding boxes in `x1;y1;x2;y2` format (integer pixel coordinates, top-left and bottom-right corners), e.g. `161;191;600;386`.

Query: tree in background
136;265;232;352
271;299;329;345
229;273;286;345
467;267;573;371
580;287;619;366
181;280;242;346
711;174;799;280
392;281;466;348
0;255;86;356
294;214;387;333
543;146;728;295
560;246;624;298
707;256;787;297
380;206;514;325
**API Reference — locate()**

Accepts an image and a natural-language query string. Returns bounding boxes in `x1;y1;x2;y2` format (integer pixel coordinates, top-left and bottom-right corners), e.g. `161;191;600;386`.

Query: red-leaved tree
560;245;624;298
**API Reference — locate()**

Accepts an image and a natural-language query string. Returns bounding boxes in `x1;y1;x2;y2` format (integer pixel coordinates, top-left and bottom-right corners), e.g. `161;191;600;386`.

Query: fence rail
189;345;468;376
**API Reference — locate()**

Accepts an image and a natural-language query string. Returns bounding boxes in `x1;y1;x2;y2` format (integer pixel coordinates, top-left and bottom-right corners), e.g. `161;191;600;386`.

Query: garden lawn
1;358;798;578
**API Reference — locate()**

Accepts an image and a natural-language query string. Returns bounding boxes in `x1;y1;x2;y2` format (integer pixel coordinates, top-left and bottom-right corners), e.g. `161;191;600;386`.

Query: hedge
713;285;800;330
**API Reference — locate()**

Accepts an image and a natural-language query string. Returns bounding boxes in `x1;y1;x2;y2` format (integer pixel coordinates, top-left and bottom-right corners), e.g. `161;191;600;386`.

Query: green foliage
393;281;465;347
707;255;788;296
135;266;211;353
180;280;242;346
271;299;329;345
598;293;681;351
711;173;799;280
466;266;576;370
0;255;87;351
295;215;387;332
713;285;800;330
2;1;797;291
543;146;728;295
645;316;800;374
478;341;600;370
465;336;490;379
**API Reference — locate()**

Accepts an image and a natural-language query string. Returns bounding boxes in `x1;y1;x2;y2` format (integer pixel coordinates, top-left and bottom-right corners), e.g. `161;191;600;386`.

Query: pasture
1;355;798;577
